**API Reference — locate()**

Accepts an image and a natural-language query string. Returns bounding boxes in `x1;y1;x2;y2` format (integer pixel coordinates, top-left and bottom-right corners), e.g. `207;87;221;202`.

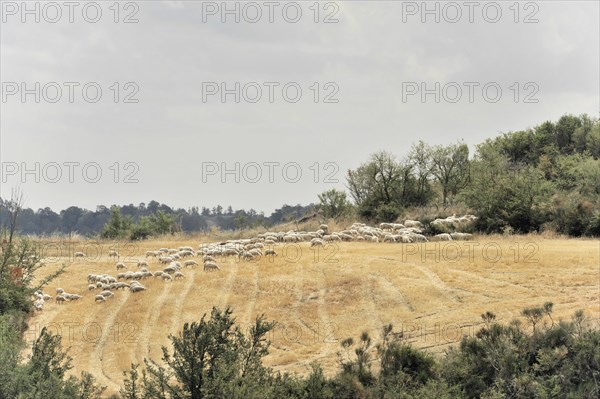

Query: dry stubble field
25;235;600;396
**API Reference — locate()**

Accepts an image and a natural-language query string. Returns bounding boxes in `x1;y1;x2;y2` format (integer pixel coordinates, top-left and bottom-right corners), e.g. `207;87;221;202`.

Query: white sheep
310;238;325;247
95;295;106;303
108;250;119;260
174;271;184;280
88;284;96;291
404;220;423;228
433;233;452;241
265;249;277;256
130;284;146;293
115;282;130;290
56;295;66;304
100;290;114;298
74;251;86;259
450;232;473;240
162;273;173;282
202;255;216;263
137;261;148;268
184;260;198;268
33;299;44;311
204;262;220;271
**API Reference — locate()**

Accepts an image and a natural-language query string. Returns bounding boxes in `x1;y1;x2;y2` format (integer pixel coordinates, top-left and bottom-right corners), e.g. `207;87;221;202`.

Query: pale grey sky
1;0;598;214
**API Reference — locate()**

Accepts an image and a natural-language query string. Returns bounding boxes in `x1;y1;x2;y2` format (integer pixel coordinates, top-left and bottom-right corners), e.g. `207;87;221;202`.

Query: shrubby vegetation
0;191;108;399
110;304;600;399
342;114;600;235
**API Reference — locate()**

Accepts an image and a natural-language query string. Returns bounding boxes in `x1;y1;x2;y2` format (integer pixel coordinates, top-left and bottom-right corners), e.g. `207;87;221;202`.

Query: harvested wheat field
25;235;599;396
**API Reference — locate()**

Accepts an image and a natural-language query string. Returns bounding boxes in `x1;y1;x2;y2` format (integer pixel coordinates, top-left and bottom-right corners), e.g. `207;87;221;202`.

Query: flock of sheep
33;215;476;310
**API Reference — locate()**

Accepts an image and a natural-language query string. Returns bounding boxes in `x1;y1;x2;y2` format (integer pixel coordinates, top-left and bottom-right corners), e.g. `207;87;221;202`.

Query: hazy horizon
2;0;598;215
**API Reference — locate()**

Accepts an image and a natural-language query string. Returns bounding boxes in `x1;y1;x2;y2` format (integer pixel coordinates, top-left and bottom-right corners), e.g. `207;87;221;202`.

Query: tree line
2;113;599;239
0;200;315;238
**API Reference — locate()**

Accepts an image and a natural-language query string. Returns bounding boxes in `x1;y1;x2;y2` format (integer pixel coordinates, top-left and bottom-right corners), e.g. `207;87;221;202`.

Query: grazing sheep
116;273;126;280
56;287;64;294
145;251;159;258
404;220;423;228
178;250;194;258
204;262;220;271
433;233;452;241
159;256;174;264
310;238;325;247
130;284;146;293
115;282;130;290
88;284;96;291
410;233;428;242
265;249;277;256
184;260;198;268
95;294;106;303
74;252;85;259
33;299;44;311
56;295;66;304
132;272;144;280
108;250;119;260
241;252;255;261
202;255;216;263
399;235;412;243
162;274;173;282
221;248;239;257
100;290;114;298
116;262;127;271
450;232;473;240
153;271;164;278
174;271;184;280
137;261;148;268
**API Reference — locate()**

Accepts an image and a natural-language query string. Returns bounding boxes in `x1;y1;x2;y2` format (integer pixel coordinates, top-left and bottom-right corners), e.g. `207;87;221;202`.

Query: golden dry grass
24;235;599;396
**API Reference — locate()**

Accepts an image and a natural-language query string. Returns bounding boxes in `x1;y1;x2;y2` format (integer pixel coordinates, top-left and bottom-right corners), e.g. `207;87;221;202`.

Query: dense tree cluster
342;114;600;235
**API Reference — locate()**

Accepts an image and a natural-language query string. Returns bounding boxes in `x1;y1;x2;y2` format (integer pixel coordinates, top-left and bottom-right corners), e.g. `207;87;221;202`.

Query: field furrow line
215;261;238;309
169;266;198;335
135;282;170;361
413;264;461;303
240;268;259;330
89;292;130;393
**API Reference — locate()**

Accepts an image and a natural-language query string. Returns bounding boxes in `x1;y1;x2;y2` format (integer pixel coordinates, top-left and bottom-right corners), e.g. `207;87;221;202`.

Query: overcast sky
1;0;598;214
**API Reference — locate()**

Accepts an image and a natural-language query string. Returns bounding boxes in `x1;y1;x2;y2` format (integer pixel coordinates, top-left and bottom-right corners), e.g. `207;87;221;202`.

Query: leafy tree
429;142;470;208
317;189;352;219
408;141;435;206
347;151;417;221
100;207;132;239
462;142;552;233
